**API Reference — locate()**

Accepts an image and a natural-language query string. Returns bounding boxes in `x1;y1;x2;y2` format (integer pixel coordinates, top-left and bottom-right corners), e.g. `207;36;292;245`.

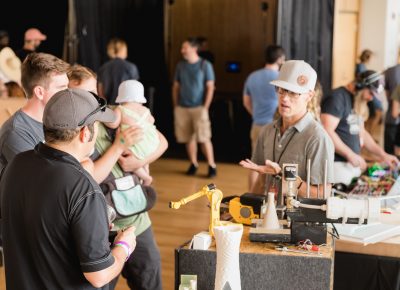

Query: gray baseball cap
43;88;116;129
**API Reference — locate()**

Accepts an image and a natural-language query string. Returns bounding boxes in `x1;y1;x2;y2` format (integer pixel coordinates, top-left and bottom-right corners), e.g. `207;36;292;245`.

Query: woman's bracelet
297;181;303;190
296;176;303;190
114;241;131;262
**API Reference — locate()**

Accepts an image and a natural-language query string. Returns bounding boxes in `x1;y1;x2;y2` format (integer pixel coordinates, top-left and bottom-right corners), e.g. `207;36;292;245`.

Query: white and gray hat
270;60;317;94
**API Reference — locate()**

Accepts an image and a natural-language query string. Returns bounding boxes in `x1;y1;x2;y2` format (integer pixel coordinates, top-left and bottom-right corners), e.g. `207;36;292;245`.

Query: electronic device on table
248;160;399;245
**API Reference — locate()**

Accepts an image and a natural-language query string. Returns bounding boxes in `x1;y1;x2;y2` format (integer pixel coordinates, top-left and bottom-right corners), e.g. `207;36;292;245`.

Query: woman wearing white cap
104;79;161;185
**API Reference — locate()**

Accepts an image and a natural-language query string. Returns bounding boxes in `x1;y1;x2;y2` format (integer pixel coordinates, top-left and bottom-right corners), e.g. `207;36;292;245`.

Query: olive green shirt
95;123;151;236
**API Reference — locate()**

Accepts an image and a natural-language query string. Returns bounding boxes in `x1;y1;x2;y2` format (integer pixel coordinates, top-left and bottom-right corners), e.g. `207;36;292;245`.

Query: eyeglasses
77;93;107;127
275;87;301;99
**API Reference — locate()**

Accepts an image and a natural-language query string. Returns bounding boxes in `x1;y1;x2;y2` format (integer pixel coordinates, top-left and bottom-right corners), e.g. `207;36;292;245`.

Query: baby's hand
115;126;143;149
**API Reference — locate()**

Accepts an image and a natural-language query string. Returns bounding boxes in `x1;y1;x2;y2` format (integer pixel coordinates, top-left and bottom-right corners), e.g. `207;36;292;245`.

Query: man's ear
33;85;45;101
79;127;90;143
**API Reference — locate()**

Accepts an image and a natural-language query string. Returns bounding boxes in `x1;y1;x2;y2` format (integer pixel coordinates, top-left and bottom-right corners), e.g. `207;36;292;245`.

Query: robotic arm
170;183;223;236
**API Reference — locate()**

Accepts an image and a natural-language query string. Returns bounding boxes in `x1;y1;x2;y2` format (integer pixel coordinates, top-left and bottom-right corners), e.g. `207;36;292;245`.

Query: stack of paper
333;223;400;245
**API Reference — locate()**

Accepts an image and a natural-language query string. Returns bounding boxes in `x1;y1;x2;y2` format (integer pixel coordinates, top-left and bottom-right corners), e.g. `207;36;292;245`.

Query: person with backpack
172;37;217;177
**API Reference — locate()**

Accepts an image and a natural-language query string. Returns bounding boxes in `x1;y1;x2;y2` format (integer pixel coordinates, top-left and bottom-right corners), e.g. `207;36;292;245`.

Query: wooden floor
0;158;248;290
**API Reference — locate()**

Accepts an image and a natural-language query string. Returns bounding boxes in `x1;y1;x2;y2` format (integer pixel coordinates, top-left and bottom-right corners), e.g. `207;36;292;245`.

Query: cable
331;188;349;198
328;223;340;239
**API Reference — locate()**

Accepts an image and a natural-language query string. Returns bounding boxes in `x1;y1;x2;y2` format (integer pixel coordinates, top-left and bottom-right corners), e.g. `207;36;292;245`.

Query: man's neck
46;142;85;162
23;43;35;51
21;98;45;123
345;83;356;94
281;111;307;132
264;63;279;71
187;54;200;64
115;52;127;59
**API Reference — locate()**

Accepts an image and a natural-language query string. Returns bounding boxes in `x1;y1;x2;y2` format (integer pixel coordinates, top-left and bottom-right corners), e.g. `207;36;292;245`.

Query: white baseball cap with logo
116;80;147;104
270;60;317;94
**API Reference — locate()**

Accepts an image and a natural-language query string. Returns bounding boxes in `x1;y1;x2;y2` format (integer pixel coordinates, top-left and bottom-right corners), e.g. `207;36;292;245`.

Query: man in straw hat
1;88;137;289
240;60;335;198
0;47;21;84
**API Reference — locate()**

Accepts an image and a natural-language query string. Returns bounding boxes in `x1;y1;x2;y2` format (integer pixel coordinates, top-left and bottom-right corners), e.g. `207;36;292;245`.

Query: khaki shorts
174;106;212;143
250;124;265;153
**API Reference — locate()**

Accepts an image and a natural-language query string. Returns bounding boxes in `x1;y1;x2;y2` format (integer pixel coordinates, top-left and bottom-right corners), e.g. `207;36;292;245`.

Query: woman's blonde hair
67;64;97;85
106;38;127;58
307;80;322;121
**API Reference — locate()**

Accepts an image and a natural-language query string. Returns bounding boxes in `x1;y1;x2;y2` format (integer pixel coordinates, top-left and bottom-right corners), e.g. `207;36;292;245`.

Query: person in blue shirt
242;44;285;191
172;37;217;177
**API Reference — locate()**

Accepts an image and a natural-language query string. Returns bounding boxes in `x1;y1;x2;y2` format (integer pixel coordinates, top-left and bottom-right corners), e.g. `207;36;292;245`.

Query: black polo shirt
0;142;114;290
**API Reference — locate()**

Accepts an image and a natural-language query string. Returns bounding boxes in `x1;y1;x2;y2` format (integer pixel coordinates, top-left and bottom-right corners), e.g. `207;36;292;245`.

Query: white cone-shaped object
214;224;243;290
262;192;280;229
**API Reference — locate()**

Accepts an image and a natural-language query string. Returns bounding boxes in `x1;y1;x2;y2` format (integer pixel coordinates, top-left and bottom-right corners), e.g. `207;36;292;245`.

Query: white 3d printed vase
262;192;280;229
214;224;243;290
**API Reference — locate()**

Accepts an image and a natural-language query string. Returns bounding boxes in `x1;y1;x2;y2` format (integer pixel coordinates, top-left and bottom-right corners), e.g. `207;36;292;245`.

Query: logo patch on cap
297;75;308;86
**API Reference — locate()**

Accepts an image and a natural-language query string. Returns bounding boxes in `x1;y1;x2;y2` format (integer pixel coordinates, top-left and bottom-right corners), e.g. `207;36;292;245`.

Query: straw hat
0;47;21;83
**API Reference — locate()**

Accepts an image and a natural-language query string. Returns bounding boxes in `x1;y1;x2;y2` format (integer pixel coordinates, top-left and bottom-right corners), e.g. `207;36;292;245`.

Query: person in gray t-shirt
0;52;69;246
0;111;43;174
0;52;70;176
240;60;334;198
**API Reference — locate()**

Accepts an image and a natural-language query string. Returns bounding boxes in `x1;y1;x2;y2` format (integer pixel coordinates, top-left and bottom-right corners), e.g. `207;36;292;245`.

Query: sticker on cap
297;75;308;86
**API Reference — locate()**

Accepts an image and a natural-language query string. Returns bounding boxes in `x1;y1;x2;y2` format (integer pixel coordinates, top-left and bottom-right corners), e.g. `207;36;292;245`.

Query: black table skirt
334;251;400;290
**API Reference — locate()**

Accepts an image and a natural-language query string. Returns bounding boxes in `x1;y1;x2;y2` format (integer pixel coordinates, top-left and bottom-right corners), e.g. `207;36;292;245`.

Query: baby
105;80;160;185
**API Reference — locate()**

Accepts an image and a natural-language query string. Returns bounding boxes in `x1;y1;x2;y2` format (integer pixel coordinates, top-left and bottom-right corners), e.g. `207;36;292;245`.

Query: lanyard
270;127;297;194
272;127;297;164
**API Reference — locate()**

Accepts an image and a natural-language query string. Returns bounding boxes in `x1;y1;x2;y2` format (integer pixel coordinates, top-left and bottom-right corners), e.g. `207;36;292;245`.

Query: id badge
115;175;136;190
346;113;361;135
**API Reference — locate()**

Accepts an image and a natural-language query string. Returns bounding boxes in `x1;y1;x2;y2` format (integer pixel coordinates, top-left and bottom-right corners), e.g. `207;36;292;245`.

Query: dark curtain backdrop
0;1;68;58
74;0;175;147
278;0;334;95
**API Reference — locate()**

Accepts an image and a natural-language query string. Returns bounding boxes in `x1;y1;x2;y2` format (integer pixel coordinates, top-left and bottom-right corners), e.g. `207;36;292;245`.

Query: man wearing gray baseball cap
1;88;137;289
240;60;335;198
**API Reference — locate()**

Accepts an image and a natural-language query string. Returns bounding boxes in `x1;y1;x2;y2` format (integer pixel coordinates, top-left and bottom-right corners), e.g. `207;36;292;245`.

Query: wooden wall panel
341;0;360;12
332;0;360;88
166;0;277;94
